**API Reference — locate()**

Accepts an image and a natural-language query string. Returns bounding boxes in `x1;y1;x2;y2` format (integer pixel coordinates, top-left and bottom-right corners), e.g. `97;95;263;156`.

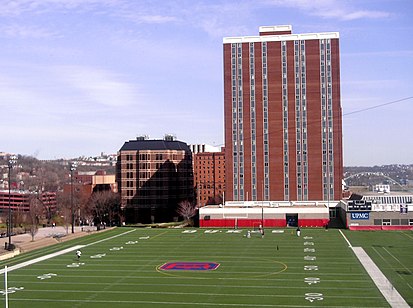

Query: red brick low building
0;190;56;213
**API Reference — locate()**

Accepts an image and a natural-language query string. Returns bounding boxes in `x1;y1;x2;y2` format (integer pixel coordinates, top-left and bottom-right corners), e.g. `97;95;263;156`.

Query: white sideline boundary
0;245;84;274
339;230;409;308
1;229;137;274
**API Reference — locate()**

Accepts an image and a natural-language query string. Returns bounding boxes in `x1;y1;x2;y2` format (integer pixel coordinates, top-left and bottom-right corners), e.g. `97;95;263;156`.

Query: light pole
7;156;16;251
70;162;77;234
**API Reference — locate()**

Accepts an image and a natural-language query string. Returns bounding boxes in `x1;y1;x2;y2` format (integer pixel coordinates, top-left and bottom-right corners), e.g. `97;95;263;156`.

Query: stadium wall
348;225;413;231
199;206;329;228
200;218;329;228
345;208;413;230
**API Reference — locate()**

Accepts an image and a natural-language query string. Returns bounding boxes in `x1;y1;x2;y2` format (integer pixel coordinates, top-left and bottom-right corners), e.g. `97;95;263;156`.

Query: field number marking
126;241;138;245
304;248;315;252
204;230;219;233
110;246;123;251
37;273;57;280
67;262;85;268
304;256;316;261
305;292;324;302
304;242;314;246
0;287;24;296
304;265;318;271
90;254;106;259
304;277;320;285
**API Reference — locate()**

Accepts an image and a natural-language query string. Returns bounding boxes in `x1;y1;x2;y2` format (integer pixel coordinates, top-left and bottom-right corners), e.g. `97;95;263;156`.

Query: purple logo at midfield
160;262;220;271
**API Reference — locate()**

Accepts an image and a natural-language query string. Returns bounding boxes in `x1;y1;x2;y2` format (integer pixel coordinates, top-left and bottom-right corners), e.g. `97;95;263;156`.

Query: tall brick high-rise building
193;149;225;207
116;136;193;224
223;25;343;202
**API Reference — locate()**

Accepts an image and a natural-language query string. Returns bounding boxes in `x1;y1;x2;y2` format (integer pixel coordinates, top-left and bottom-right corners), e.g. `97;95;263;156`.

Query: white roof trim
259;25;292;33
223;32;339;44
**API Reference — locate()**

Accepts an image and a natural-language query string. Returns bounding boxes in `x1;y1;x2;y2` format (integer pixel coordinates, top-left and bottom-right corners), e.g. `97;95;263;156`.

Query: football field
1;227;412;307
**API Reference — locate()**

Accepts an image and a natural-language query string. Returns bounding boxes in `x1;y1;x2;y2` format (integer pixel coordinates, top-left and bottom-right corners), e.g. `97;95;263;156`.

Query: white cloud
127;14;178;24
0;74;50;116
263;0;392;21
339;10;391;21
0;0;179;25
186;2;254;38
55;66;142;107
141;14;177;23
342;50;413;58
0;0;122;16
0;24;58;38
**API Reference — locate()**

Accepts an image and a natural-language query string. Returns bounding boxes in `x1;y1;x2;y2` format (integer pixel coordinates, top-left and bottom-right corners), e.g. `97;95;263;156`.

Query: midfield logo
160;262;220;271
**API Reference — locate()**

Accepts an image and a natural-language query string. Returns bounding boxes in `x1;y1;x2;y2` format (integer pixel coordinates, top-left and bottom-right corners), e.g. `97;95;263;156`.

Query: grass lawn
343;229;413;306
0;227;410;307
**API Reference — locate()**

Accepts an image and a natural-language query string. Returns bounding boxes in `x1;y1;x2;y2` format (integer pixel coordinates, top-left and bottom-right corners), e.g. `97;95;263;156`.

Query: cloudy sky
0;0;412;166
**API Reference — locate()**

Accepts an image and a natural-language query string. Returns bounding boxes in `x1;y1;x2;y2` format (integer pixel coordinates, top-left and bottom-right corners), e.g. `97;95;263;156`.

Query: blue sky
0;0;412;166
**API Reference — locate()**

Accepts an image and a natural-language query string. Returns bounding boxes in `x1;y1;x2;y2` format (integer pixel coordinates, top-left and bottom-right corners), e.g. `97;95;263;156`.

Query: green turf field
0;228;411;307
343;229;413;306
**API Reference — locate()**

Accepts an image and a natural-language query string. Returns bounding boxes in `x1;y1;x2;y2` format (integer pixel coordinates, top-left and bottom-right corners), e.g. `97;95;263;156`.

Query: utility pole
7;156;17;251
70;162;77;234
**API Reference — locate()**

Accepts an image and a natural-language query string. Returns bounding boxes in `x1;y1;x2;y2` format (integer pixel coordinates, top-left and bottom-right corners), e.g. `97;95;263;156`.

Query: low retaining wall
0;249;20;261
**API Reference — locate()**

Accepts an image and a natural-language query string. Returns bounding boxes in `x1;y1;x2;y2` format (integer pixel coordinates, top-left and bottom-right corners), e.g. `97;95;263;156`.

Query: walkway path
0;226;98;260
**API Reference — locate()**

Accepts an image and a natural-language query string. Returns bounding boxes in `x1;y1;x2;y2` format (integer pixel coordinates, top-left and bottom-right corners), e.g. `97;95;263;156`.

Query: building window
382;219;391;226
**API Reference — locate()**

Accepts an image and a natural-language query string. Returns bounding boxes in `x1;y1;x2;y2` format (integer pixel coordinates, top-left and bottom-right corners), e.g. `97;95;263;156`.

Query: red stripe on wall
200;218;328;228
349;225;413;231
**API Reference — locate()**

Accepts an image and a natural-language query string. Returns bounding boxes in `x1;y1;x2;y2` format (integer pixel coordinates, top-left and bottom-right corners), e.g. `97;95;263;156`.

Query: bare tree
56;191;71;234
77;188;92;226
89;190;120;226
27;195;43;241
177;201;197;226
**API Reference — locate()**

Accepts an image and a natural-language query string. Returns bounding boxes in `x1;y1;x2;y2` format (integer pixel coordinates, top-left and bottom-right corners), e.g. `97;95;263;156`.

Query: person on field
76;250;82;260
296;227;301;237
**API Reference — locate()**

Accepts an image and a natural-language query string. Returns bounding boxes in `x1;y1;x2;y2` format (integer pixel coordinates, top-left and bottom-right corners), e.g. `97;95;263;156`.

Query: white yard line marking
339;230;409;307
382;247;412;275
13;288;386;299
9;296;387;307
83;229;136;247
351;247;409;308
338;229;352;247
402;231;413;240
0;245;84;274
377;247;413;290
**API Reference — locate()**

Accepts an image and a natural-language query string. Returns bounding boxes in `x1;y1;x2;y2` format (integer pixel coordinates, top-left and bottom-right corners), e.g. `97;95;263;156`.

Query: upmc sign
350;212;370;220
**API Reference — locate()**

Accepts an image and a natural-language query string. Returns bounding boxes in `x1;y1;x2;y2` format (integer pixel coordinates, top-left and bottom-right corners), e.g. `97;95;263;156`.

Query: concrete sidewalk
0;226;98;260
